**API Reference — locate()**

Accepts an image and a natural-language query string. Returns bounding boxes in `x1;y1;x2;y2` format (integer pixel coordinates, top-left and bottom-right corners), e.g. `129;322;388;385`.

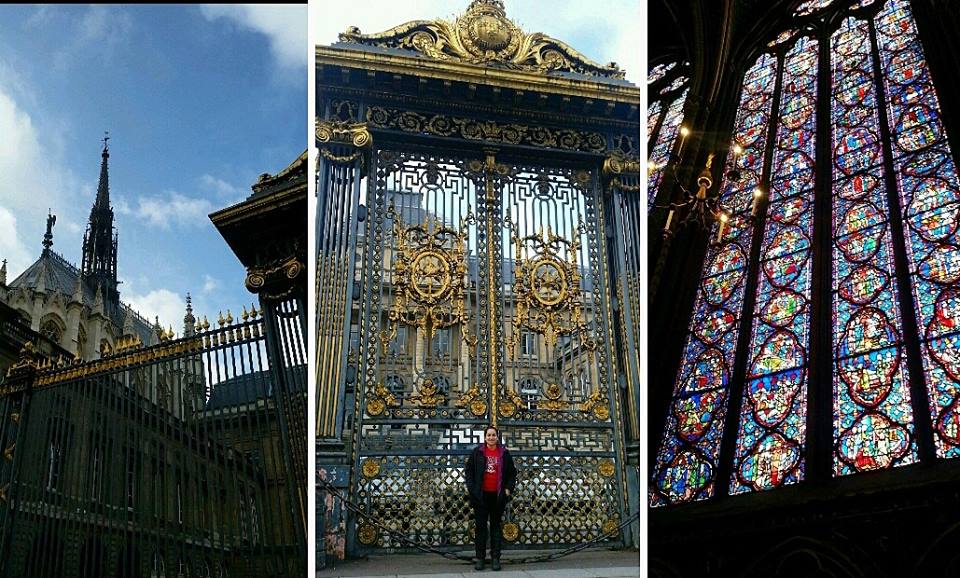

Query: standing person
465;425;517;571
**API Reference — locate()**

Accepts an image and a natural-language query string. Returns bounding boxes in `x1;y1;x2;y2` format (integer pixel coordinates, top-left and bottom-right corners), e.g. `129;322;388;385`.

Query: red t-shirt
482;446;501;492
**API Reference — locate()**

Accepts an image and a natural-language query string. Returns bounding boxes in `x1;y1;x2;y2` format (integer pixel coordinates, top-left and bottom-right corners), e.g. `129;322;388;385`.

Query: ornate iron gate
0;304;306;577
344;145;628;549
315;0;640;557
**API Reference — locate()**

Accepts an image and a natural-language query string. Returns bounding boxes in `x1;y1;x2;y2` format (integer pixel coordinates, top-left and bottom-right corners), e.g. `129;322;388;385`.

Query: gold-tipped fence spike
250;304;259;320
202;316;210;331
226;310;233;325
217;311;225;327
242;306;249;321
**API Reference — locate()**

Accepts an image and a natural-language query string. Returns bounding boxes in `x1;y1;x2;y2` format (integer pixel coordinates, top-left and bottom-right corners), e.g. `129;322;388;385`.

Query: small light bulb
680;126;691;137
719;212;729;223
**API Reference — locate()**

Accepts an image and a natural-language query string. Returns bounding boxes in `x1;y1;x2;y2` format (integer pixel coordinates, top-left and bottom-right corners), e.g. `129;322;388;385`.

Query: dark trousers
473;491;503;560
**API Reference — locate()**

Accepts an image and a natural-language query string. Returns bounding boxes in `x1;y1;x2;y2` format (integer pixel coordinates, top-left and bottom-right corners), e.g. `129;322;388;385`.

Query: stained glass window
731;37;816;494
654;0;960;506
876;0;960;458
651;54;777;505
647;62;690;212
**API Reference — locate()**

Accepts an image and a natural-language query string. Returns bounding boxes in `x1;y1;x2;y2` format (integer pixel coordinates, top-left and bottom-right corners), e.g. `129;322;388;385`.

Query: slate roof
8;249;157;344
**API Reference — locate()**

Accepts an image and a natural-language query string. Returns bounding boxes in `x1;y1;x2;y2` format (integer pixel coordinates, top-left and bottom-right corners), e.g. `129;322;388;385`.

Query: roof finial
102;131;110;154
42;210;56;252
0;259;7;286
184;292;196;336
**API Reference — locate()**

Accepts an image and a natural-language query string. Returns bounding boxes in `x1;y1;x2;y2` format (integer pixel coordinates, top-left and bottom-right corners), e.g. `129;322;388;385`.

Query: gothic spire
95;133;110;209
81;133;120;309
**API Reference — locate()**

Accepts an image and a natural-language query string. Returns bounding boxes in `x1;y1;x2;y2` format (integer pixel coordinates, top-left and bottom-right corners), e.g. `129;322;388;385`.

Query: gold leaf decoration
339;0;625;79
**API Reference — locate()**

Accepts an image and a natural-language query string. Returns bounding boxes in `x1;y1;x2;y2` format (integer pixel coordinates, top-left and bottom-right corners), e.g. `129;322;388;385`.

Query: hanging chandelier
654;128;765;243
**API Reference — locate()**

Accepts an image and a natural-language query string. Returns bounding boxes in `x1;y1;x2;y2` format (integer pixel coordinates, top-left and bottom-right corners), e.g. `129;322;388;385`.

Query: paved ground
317;547;639;578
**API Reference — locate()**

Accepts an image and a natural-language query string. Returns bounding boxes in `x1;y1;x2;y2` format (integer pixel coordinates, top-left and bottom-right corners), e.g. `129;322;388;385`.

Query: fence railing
0;302;306;578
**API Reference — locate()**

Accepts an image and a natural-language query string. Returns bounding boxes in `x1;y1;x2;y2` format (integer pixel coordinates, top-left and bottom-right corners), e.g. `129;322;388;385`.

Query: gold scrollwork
502;522;520;542
593;404;610;421
365;380;400;417
339;1;625;79
366;106;607;154
316;119;372;149
357;525;378;545
601;518;619;537
508;225;595;356
379;206;477;358
598;459;615;478
409;378;445;407
579;390;610;421
470;400;488;416
455;385;487;416
539;382;569;412
0;483;7;504
3;444;14;462
361;459;381;478
602;155;640;177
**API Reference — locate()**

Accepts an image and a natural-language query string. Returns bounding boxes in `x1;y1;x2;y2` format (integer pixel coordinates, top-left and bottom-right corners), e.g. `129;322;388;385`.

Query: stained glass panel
831;15;918;474
652;54;777;505
648;100;663;143
647;88;688;211
877;0;960;458
648;62;677;85
795;0;834;17
731;37;815;494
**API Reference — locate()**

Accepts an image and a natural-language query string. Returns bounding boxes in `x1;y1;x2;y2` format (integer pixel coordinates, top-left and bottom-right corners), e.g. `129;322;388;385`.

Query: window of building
648;60;691;211
431;328;450;357
519;331;538;357
653;0;959;506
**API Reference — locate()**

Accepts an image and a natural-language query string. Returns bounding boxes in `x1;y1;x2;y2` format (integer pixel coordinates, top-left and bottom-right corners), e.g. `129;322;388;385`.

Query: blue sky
314;0;641;84
0;5;307;333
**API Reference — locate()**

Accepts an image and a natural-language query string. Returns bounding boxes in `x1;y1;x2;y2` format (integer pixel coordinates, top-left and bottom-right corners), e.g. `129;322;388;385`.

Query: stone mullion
807;21;833;485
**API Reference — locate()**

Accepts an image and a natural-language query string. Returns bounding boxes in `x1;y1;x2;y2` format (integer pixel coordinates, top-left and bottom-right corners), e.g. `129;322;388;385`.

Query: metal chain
317;476;639;565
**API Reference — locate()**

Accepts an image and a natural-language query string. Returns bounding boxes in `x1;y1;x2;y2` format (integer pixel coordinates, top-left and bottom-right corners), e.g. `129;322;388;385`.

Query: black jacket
464;444;517;503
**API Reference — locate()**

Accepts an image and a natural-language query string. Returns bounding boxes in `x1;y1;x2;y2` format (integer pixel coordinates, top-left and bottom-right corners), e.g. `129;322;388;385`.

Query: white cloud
199;173;245;201
123;288;185;336
0;86;82;270
202;274;220;294
53;6;134;70
0;207;34;277
201;5;307;70
315;1;640;83
133;191;215;230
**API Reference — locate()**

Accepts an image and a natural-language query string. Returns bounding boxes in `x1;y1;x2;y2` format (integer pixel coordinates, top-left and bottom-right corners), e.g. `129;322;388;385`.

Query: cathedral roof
8;249;156;343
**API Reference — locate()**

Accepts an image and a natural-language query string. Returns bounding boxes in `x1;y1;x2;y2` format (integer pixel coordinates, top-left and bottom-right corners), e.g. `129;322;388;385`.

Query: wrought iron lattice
0;308;306;577
349;147;626;551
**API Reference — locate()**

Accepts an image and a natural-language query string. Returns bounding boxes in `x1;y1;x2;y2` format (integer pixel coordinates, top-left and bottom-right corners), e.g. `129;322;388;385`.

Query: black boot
475;558;485;571
491;558;501;571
